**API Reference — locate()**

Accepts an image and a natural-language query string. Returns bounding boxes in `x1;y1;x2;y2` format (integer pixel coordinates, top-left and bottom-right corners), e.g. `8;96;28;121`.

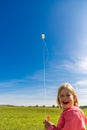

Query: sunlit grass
0;106;86;130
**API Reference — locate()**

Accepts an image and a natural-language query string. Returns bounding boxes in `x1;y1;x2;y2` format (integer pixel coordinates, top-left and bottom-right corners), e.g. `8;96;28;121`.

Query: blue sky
0;0;87;106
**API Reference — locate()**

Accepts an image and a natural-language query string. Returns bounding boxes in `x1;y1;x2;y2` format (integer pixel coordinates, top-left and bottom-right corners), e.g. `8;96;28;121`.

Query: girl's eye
59;94;71;98
60;95;64;98
66;94;71;97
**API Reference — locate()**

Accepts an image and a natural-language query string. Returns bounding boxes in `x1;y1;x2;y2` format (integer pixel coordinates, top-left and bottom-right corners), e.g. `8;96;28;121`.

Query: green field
0;106;87;130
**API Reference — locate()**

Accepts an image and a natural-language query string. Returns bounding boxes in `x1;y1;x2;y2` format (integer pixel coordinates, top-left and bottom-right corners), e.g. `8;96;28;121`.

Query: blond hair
57;83;78;108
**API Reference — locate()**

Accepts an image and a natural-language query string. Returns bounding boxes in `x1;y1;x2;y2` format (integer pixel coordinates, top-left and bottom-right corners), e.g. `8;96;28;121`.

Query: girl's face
59;88;74;110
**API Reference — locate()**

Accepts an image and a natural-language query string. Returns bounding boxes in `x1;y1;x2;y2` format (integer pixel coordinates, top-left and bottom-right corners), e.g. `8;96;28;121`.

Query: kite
41;34;45;40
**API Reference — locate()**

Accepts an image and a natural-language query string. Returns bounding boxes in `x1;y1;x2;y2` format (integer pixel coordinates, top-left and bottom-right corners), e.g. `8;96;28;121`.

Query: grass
0;106;86;130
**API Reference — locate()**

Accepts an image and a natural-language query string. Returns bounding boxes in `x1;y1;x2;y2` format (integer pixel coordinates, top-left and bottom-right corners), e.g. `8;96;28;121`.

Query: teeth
63;101;69;104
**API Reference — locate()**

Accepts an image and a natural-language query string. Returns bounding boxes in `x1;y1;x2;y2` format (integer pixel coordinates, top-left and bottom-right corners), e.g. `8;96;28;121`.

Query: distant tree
52;105;55;108
56;105;59;108
80;106;87;108
42;105;45;107
36;105;38;107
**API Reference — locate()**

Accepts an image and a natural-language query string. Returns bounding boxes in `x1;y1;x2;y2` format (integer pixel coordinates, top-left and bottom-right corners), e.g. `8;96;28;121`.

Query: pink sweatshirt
48;106;87;130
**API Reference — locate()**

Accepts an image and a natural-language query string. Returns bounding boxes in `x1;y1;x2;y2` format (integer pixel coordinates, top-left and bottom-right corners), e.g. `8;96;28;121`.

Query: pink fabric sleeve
79;108;87;125
47;125;56;130
83;115;87;124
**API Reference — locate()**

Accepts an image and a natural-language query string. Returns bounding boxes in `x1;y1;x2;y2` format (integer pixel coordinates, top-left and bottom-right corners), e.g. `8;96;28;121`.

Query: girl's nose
63;95;68;100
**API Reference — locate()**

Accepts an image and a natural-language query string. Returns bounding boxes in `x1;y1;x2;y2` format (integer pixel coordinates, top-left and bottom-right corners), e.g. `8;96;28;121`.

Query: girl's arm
79;108;87;125
47;125;56;130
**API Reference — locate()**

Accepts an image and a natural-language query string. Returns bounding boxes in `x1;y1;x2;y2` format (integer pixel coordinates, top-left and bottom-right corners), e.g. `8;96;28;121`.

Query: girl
43;82;87;130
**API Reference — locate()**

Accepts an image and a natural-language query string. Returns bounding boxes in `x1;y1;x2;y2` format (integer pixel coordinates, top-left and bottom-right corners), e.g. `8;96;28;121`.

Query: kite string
42;39;48;116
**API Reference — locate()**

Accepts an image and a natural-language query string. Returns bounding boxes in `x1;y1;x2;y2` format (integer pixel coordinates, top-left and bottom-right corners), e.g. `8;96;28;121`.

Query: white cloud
75;80;87;86
61;57;87;74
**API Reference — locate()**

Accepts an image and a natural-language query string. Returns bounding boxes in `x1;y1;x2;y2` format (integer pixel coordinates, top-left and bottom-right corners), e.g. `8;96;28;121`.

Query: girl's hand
43;120;51;129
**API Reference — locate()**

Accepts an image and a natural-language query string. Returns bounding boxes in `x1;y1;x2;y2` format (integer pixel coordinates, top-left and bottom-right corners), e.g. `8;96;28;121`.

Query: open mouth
62;101;69;105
